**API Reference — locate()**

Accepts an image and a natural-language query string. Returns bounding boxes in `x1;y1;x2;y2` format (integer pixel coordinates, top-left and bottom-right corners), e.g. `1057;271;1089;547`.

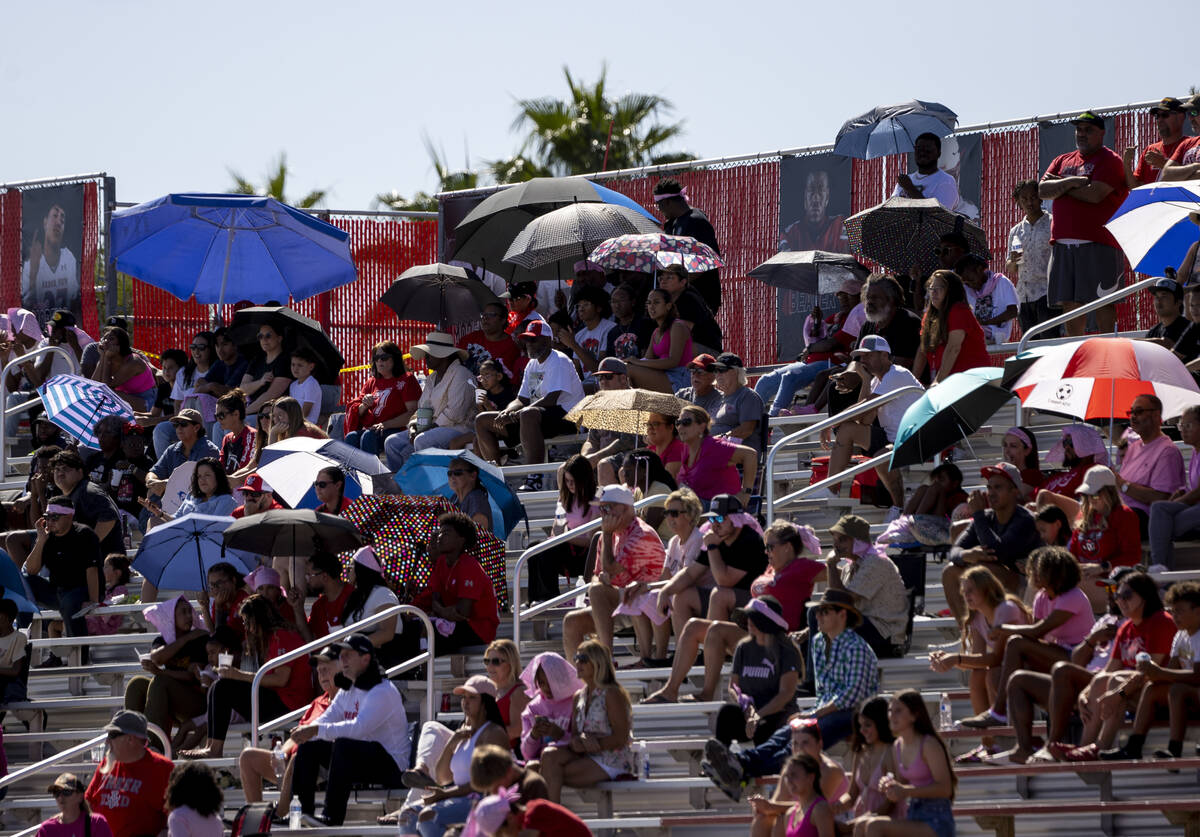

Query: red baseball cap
241;473;273;495
518;320;553;340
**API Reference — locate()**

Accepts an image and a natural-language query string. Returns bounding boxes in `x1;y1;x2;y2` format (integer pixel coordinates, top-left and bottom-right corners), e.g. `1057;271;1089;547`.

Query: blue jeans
735;708;854;778
416;793;476;837
343;426;401;456
754;360;830;416
384;426;467;472
1148;500;1200;569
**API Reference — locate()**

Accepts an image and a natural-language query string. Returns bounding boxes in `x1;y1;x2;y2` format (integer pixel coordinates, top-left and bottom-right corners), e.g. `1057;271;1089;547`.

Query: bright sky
3;0;1196;210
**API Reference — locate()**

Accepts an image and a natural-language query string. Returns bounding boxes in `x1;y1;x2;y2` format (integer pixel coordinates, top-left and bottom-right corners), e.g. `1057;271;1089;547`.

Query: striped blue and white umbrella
1105;180;1200;276
37;374;134;448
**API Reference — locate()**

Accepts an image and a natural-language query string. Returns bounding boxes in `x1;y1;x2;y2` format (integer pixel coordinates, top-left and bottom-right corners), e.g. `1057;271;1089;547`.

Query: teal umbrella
890;368;1013;469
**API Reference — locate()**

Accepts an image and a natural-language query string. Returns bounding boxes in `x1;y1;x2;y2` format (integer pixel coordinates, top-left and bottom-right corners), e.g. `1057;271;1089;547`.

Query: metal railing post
249;604;434;748
764;386;924;524
512;494;668;647
0;346;81;489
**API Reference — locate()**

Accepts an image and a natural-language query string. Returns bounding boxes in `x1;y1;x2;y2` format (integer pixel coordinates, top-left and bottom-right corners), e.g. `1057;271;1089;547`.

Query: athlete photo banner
19;183;86;324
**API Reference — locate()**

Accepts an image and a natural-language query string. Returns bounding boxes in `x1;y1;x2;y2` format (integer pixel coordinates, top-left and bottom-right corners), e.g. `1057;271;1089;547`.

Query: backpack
230;802;275;837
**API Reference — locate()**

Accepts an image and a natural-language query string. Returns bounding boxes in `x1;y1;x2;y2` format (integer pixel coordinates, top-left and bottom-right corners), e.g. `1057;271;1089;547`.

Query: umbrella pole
215;220;236;327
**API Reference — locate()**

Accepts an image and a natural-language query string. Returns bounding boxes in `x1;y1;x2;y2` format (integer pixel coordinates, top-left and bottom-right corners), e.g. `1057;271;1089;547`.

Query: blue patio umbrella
111;193;357;308
396;448;526;540
834;100;958;160
132;513;256;591
890;368;1013;469
0;552;39;614
37;373;134;448
1105;180;1200;276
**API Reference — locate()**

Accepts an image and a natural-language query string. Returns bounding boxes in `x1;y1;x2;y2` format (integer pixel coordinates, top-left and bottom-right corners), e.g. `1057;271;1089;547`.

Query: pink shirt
1188;449;1200;494
167;807;224;837
1033;587;1094;649
653;438;688;469
970;599;1028;653
36;814;114;837
678;435;742;502
1119;434;1186;512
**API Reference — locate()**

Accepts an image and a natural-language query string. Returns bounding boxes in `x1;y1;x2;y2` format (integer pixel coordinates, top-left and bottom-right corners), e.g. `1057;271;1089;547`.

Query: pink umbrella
588;233;724;273
1011;337;1200;421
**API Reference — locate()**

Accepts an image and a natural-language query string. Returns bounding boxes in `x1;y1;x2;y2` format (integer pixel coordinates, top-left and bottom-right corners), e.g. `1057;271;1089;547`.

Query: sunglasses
171;420;196;427
373;355;390;362
815;605;838;615
190;344;209;352
447;469;467;477
258;413;272;421
243;491;267;500
214;411;229;420
1129;407;1159;416
313;480;335;488
676;417;696;427
598;504;619;514
43;513;64;521
482;656;505;666
709;514;726;524
573;654;590;663
52;788;80;799
256;332;277;341
664;509;685;517
1115;589;1136;601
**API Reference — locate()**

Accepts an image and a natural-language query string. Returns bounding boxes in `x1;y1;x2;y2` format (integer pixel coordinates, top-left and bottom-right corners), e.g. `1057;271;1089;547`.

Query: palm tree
375;135;480;212
492;64;694;180
227;152;328;208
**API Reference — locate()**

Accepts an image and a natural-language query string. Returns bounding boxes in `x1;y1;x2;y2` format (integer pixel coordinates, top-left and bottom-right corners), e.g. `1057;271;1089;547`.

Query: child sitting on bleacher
0;598;29;705
173;626;241;752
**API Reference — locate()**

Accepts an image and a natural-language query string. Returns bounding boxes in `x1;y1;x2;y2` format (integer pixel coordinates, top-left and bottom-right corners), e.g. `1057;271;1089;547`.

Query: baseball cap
453;674;499;698
851;335;892;357
330;633;375;657
594;357;628;377
518;320;553;340
1151;277;1183;299
687;353;717;372
597;484;636;506
104;709;148;739
172;408;203;425
46;773;86;795
1150;97;1186;115
241;473;273;495
245;566;281;591
710;352;744;371
980;462;1027;492
1076;465;1118;496
1072;110;1105;129
310;644;341;664
500;281;537;300
50;310;77;327
702;493;745;519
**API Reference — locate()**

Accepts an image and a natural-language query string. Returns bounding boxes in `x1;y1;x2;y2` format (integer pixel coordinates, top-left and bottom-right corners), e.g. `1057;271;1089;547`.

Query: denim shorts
907;798;955;837
666;366;690;391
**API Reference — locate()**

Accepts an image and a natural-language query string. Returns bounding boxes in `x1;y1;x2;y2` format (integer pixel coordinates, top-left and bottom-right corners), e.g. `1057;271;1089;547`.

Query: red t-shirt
1134;137;1188;184
266;628;315;710
415;554;499;643
521;799;593;837
344;374;421;433
458;329;522;382
1067;505;1142;567
285;692;334;755
86;748;174;837
1169;136;1200;166
750;557;824;631
1045;147;1128;247
307;584;354;638
231;500;284;519
1112;610;1176;668
925;302;989;377
1039;464;1090;497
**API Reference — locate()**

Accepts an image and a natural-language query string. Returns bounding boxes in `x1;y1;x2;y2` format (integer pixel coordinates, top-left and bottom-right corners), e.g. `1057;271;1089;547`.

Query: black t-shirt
244;354;293;402
606;317;656;361
150;633;211;670
732;636;801;712
480;381;517;413
69;480;124;555
697;526;768;590
83;451;153;518
674;287;723;351
859;307;923;365
1147;316;1190;347
41;523;102;590
153;379;174;415
1176;321;1200;363
664;209;722;312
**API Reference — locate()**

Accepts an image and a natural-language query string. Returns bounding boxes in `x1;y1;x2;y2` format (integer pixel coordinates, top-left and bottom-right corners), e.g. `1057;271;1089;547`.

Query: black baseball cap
710;352;744;372
1151;277;1183;299
1072;111;1105;129
500;281;537;300
1150;97;1186;115
329;633;375;657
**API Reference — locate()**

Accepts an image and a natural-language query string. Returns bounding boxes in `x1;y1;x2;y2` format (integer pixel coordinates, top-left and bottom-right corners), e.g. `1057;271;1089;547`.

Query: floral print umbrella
589;233;724;273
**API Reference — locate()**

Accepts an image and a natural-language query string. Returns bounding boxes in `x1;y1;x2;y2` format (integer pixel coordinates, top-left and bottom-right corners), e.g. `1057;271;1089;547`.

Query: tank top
785;796;825;837
496;682;521;748
450;721;495;786
852;748;889;818
650;325;693;366
115;360;156;395
894;736;934;787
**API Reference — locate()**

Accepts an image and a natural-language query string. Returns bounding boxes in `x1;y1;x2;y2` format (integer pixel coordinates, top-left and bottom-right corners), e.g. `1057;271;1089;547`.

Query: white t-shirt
0;628;28;670
893;168;959;211
1171;628;1200;670
965;271;1019;344
841;303;867;339
35;338;75;378
518;349;585;412
20;249;79;311
573;319;617;365
349;584;399;638
871;365;923;441
290;376;323;424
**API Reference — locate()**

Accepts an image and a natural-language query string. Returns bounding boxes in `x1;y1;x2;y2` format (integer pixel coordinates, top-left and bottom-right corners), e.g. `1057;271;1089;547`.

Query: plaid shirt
811;628;879;711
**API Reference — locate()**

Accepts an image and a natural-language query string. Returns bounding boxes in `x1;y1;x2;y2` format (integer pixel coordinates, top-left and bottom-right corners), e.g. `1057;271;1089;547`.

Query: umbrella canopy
0;552;39;614
565;388;690;435
451;177;657;284
258;436;392;477
748;250;871;295
833;100;958;160
342;495;508;608
890;369;1011;469
229;306;345;386
502;203;662;271
132;513;256;590
256;449;372;510
379;263;501;329
844;197;989;276
222;508;366;556
1105;180;1200;276
999;344;1058;390
37;374;133;448
589;233;725;274
395;448;526;540
111;193;356;307
1010;337;1200;421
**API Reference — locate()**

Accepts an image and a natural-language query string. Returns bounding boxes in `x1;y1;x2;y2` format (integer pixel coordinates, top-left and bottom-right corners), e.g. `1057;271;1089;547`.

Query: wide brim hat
817;588;862;628
410;332;467;362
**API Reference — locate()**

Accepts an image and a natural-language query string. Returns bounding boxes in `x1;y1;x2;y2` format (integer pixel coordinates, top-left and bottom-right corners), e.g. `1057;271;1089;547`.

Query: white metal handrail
764;386;923;524
0;722;171;792
249;604;433;748
0;344;81;489
511;494;668;646
770;451;891;510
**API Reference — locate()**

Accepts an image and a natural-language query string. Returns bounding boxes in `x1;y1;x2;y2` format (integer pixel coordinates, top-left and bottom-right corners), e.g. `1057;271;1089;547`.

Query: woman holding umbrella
448;456;493;532
911;271;989;384
343;341;421;455
241;322;292;420
626;289;694;394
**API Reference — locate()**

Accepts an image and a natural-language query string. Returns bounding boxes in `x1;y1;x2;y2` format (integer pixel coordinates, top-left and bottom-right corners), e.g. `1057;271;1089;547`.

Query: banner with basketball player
19;183;86;325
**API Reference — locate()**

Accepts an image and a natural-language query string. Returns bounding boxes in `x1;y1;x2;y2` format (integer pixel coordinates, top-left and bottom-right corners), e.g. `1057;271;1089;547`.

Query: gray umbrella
502;203;662;271
843;197;989;276
380;262;501;329
748;250;870;295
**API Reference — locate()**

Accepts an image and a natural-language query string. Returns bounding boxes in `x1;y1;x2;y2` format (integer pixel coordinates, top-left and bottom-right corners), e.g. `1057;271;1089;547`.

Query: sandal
954;745;990;764
1062;743;1099;762
639;693;676;705
401;768;437;790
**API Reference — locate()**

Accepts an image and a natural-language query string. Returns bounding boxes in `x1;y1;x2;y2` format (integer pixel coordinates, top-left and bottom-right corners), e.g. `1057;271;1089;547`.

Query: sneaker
1098;746;1133;761
35;654;64;669
958;710;1006;729
701;738;744;802
519;474;543;492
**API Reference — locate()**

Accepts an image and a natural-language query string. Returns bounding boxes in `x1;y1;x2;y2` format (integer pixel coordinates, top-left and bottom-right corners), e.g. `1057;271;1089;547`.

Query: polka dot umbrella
843;196;988;277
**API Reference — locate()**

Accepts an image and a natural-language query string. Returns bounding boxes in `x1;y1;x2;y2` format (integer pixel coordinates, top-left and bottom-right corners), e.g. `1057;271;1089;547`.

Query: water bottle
939;692;953;731
271;740;286;778
288;797;302;830
637;740;649;780
1136;652;1151;666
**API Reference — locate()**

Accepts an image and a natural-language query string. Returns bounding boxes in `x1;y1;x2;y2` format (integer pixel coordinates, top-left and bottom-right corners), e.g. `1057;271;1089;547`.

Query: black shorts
865;420;889;456
537;404;575;438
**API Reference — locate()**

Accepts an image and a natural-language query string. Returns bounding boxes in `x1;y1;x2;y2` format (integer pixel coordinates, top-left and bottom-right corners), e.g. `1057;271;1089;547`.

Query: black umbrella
229;306;346;386
502;203;661;271
748;250;870;295
843;197;989;277
379;263;501;330
223;508;366;556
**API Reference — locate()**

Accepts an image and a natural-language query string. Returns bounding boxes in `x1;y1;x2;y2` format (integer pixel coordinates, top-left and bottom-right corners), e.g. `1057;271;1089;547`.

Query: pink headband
46;504;73;516
745;597;789;630
653;187;687;201
1005;427;1033;449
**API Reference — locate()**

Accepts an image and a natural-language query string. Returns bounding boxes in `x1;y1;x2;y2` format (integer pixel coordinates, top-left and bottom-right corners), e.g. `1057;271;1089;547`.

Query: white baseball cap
597;484;636;506
851;334;892;357
1076;465;1118;496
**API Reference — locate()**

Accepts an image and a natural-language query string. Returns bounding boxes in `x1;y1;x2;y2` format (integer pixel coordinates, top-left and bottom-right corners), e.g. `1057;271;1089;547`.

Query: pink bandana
462;783;520;837
745;596;789;630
